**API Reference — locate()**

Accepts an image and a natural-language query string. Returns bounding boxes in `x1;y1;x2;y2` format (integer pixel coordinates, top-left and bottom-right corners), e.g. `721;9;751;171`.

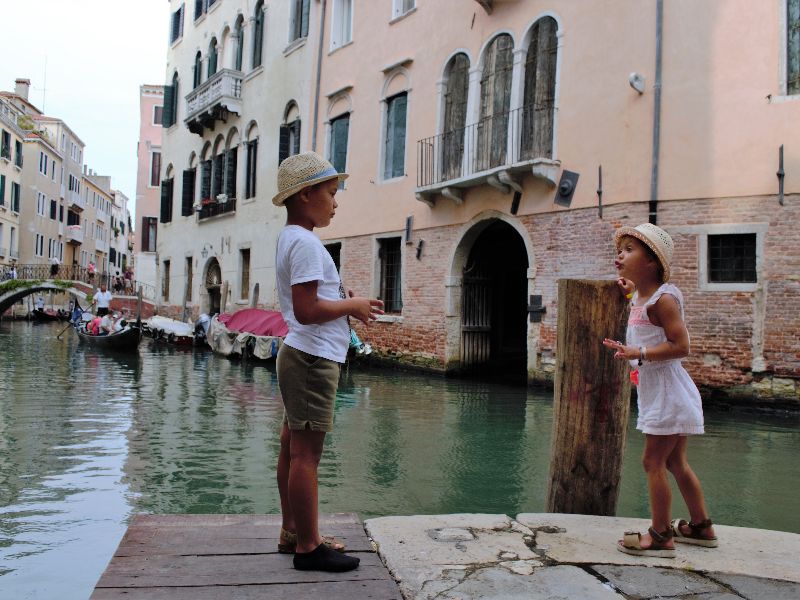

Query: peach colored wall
135;85;163;254
313;0;800;241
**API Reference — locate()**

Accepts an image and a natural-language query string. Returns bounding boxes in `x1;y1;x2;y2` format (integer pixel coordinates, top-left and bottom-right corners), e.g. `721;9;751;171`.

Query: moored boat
207;308;287;360
74;323;142;352
143;315;196;346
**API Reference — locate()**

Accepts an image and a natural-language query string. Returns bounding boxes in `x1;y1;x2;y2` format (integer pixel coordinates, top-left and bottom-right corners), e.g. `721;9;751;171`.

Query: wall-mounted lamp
629;72;645;94
201;243;213;259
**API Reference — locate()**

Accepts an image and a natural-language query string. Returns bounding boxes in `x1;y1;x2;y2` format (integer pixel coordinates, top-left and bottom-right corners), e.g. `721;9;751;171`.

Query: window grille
708;234;757;283
379;237;403;313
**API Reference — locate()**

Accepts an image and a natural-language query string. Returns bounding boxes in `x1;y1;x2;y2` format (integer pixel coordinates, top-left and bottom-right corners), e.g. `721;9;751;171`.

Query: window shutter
162;85;174;128
292;120;301;155
278;125;290;164
301;0;310;38
331;116;349;176
0;174;5;206
391;94;407;178
182;169;195;216
212;154;224;198
160;180;172;223
225;148;237;198
250;141;258;197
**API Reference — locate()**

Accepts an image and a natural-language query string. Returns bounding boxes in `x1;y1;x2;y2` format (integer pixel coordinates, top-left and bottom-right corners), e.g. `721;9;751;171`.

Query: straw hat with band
272;152;349;206
613;223;674;282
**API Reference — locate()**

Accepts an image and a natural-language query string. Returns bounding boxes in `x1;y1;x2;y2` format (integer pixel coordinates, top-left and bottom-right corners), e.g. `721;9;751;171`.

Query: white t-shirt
95;290;112;309
276;225;349;363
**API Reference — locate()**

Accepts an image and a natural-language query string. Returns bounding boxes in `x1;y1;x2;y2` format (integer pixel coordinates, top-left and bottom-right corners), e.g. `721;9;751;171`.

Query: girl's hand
602;338;637;361
617;278;635;299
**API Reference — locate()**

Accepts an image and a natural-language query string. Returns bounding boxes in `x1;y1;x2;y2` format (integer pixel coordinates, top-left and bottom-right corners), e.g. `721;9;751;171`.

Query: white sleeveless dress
626;283;704;435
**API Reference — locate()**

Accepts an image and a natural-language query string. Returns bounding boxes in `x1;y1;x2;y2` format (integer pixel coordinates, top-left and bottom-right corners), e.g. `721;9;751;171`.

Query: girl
603;223;717;558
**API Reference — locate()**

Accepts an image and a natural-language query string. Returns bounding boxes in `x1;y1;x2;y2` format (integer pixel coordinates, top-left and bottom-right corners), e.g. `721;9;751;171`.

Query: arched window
521;17;558;159
441;53;470;180
252;1;264;69
245;122;259;199
193;51;202;88
162;72;180;128
234;16;245;71
208;38;218;78
279;102;301;164
478;34;514;170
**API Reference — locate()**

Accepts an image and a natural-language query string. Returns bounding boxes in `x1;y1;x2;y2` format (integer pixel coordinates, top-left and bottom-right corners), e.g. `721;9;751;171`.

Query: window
67;210;80;226
193;52;203;89
182;169;196;216
225;147;238;199
789;0;800;94
234;17;245;71
200;159;212;200
153;105;164;125
163;260;171;300
442;53;470;181
279;106;301;165
212;153;224;198
0;223;3;256
208;38;218;78
384;92;407;179
194;0;206;20
141;216;157;252
37;192;46;216
329;113;350;186
186;256;193;301
240;248;250;300
378;237;403;313
708;234;757;283
521;17;558;160
245;139;258;198
170;4;184;44
0;174;5;206
479;34;514;170
35;233;44;257
392;0;415;19
39;151;47;174
0;130;10;160
59;204;64;222
14;140;22;167
331;0;353;49
150;151;162;187
325;242;341;272
160;178;174;223
252;1;265;68
291;0;310;42
50;199;57;220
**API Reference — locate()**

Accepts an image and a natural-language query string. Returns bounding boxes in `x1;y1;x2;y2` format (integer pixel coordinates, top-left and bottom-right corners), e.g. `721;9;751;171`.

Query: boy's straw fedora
272;152;348;206
614;223;674;282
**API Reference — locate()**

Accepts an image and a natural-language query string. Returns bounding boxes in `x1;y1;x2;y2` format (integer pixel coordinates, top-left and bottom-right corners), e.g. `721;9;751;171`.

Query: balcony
0;246;6;257
95;237;109;253
184;69;243;136
415;104;560;206
198;196;236;220
68;190;85;211
96;208;108;223
66;224;83;245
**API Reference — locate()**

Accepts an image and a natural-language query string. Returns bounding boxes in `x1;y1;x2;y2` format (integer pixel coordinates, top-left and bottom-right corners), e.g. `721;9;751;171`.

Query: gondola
74;322;142;352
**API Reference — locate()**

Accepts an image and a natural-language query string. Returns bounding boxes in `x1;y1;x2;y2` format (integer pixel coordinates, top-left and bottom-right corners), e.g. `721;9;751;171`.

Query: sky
0;0;170;220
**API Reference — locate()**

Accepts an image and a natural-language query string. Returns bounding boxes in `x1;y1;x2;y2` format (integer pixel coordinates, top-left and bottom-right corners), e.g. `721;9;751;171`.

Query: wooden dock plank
91;514;401;599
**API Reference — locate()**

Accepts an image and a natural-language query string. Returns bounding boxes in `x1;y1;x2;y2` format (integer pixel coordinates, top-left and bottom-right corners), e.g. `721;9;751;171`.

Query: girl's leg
666;437;716;538
640;434;681;548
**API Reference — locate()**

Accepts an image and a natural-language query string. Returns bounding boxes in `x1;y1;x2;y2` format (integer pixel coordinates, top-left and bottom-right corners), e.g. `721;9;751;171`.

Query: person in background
93;283;113;317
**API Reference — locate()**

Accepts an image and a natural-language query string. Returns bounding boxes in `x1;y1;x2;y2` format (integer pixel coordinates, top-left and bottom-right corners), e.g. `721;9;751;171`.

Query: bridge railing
0;264;156;301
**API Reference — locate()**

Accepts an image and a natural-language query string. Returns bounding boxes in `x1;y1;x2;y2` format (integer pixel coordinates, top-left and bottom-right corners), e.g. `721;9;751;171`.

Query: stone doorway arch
203;258;222;315
445;212;537;382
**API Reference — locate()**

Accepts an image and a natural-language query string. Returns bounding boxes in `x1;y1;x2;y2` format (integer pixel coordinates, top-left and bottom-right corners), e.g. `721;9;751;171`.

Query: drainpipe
649;0;663;225
311;0;328;152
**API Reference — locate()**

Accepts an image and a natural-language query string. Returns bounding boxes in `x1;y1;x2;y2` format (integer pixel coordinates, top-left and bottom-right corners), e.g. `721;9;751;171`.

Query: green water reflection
1;321;798;599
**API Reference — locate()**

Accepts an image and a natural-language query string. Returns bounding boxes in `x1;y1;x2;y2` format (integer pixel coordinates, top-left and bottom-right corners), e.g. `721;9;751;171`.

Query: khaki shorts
276;344;341;432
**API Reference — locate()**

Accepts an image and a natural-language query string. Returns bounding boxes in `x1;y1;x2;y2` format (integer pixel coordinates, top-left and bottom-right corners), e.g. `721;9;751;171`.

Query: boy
273;152;384;572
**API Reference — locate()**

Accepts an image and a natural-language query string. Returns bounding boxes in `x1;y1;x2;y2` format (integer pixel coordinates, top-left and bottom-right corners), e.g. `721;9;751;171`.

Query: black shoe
293;543;360;572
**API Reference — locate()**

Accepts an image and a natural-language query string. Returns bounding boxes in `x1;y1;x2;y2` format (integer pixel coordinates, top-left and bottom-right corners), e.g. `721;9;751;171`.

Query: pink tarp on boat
218;309;288;337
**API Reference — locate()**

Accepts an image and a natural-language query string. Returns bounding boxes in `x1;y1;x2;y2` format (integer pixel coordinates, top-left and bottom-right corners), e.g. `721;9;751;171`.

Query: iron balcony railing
199;197;236;220
417;103;553;188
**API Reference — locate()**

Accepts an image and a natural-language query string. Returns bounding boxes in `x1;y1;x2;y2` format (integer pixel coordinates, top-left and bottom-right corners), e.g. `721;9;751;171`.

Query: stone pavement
365;513;800;599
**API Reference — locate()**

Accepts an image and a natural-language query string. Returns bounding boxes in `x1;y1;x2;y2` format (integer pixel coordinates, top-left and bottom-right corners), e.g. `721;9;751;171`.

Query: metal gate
461;263;492;367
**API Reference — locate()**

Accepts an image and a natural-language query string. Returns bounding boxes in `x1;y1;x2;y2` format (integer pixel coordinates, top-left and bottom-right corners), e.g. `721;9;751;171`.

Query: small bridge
0;264;157;318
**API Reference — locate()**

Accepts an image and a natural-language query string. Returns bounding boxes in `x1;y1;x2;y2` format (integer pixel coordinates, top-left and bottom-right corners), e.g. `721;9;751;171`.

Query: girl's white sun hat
614;223;674;282
272;152;348;206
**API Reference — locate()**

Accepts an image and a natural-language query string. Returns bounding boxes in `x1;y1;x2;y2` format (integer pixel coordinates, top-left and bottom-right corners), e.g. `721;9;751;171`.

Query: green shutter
301;0;310;38
0;174;5;206
331;115;349;177
182;169;195;216
160;181;171;223
278;125;290;165
162;85;174;128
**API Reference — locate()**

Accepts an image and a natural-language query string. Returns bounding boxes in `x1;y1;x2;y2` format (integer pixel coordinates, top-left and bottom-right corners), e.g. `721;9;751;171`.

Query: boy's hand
616;277;635;299
348;290;384;325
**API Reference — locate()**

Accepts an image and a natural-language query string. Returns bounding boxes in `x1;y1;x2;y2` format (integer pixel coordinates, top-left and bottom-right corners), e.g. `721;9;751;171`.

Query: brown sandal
278;528;346;554
617;526;676;558
671;518;718;547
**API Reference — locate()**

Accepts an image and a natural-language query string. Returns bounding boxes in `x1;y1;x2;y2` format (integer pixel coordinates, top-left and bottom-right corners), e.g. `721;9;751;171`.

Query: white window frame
669;223;767;292
391;0;416;22
152;104;164;126
150;150;162;188
330;0;353;51
379;88;409;183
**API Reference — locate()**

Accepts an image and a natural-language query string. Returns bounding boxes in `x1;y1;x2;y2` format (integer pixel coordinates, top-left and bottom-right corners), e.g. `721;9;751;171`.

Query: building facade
135;85;164;291
0;95;23;267
158;0;318;316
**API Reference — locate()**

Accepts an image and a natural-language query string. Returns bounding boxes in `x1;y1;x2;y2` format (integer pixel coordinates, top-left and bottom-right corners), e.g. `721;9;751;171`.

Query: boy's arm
292;280;383;325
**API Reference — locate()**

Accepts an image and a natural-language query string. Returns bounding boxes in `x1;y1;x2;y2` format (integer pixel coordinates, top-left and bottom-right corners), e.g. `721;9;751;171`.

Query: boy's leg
288;427;326;553
277;422;295;533
640;434;680;547
666;437;716;538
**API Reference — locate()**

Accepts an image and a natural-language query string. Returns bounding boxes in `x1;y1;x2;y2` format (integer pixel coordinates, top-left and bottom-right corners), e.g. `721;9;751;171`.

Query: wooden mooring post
546;279;631;516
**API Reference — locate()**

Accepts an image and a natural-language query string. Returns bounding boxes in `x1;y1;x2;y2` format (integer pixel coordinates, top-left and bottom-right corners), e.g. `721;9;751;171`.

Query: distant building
0;93;23;267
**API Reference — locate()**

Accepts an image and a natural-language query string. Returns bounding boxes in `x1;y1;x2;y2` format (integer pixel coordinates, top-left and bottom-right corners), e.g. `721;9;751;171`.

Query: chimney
15;78;31;101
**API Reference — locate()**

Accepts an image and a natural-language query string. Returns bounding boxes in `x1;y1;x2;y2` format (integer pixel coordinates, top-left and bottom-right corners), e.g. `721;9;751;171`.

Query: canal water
1;321;798;599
